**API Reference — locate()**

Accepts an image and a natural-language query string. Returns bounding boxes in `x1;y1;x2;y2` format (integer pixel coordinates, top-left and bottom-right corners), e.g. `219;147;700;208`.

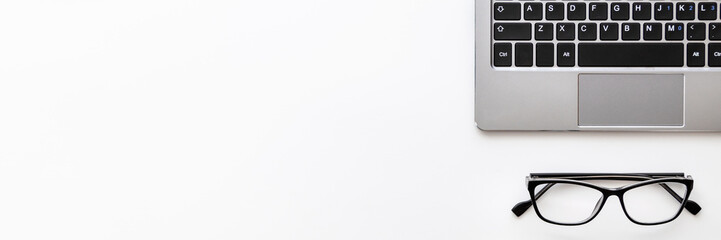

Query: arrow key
494;23;531;40
710;23;721;40
494;3;521;20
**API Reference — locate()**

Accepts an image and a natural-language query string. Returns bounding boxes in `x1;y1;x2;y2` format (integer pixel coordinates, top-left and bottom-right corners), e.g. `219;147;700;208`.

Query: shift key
494;23;532;40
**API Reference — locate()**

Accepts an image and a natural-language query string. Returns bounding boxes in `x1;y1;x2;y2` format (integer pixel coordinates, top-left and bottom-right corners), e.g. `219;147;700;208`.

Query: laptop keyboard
492;1;721;68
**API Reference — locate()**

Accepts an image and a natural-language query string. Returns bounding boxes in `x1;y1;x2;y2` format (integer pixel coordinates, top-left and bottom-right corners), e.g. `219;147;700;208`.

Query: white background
0;0;719;239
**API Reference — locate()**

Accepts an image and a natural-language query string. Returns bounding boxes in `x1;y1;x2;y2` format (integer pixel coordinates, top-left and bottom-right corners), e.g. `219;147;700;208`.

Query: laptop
475;1;721;131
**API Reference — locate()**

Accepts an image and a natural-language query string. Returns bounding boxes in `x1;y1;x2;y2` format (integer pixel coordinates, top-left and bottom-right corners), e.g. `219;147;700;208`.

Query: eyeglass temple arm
530;173;685;178
512;183;702;217
511;183;555;217
659;183;702;215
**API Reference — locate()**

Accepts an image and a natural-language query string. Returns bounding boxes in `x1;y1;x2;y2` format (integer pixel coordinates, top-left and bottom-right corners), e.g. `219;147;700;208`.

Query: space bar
578;43;684;67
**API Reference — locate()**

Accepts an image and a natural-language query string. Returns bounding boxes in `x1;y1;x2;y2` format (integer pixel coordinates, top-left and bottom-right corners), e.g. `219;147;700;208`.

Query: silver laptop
476;0;721;131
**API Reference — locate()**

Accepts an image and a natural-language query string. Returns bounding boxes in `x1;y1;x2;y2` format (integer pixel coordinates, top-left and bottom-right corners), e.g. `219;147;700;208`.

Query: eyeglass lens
623;182;687;224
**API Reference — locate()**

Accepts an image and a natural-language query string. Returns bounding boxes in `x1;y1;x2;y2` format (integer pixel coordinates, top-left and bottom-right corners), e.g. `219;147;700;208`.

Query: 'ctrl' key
710;44;721;67
494;43;512;67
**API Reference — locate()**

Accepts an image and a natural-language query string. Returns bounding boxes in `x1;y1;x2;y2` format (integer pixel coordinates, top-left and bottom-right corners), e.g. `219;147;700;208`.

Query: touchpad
578;74;684;127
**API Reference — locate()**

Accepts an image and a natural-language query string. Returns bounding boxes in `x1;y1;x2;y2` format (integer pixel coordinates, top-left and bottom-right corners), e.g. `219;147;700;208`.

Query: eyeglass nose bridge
588;192;626;220
605;187;625;197
588;188;627;217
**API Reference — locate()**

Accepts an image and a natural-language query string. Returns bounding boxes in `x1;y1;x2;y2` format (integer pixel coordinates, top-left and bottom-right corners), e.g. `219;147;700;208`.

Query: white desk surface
0;1;719;239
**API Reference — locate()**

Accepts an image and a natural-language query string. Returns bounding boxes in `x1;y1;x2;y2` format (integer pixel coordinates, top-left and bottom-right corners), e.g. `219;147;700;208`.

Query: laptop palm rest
578;74;684;127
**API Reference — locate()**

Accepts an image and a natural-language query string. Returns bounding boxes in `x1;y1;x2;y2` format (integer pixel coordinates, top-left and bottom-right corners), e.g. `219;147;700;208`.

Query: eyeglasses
512;173;702;226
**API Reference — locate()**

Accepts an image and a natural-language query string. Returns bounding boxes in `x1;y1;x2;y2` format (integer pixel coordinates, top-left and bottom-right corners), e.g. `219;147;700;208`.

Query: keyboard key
633;3;652;20
568;2;586;20
688;23;706;41
666;23;685;40
698;2;718;20
546;3;564;20
556;23;575;41
655;3;674;20
622;23;640;41
515;43;533;67
677;3;696;20
600;23;619;41
524;2;543;20
536;43;554;67
579;23;597;41
611;3;630;20
578;43;684;67
687;43;706;67
557;43;575;67
589;2;608;20
494;43;512;67
710;23;721;40
535;23;553;41
709;44;721;66
643;23;663;41
494;23;531;40
494;3;521;20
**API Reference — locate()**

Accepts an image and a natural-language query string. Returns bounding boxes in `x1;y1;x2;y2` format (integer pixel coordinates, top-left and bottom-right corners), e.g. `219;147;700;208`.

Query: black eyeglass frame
512;173;701;226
